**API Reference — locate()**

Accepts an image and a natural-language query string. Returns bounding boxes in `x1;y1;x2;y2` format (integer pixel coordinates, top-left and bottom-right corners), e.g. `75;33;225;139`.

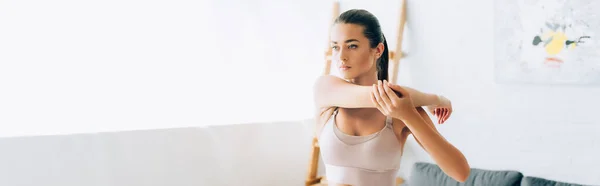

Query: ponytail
377;34;389;81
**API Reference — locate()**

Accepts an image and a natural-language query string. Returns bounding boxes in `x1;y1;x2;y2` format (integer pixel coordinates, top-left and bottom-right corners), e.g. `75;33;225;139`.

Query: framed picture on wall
494;0;600;85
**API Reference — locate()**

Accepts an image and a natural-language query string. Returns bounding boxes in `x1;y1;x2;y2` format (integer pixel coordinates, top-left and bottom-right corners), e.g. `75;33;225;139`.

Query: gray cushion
521;176;588;186
408;162;523;186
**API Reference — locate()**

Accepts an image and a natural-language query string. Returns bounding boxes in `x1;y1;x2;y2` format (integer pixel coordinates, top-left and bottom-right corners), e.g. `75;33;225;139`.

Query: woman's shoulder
314;107;338;138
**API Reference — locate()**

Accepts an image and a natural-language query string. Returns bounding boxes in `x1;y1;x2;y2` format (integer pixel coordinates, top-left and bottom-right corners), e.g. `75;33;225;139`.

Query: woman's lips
340;66;351;70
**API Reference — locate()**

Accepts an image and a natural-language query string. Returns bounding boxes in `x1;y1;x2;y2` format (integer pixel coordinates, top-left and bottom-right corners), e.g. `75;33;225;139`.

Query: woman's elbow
452;163;471;183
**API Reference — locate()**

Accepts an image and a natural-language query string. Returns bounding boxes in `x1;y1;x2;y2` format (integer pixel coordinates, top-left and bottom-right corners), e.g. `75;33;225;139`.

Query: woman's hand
370;80;418;121
426;95;452;124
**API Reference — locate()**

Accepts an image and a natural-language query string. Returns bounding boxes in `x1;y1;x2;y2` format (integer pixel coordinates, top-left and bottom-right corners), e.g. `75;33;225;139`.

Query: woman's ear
376;42;385;58
373;45;383;58
372;48;380;59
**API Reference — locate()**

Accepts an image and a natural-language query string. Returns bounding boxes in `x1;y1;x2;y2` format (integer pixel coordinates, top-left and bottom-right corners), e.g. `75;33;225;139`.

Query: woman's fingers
440;109;446;124
372;84;388;114
382;80;399;105
370;90;384;114
436;108;441;122
370;90;385;113
438;108;443;124
444;109;452;123
442;108;449;124
428;107;452;124
377;80;393;107
387;83;409;98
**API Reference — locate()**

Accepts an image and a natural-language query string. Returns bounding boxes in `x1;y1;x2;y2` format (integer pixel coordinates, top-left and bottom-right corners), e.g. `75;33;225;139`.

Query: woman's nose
336;49;348;62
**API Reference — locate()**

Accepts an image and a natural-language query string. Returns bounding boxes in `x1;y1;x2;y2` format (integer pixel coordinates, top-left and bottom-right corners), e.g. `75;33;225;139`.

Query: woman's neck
348;70;379;86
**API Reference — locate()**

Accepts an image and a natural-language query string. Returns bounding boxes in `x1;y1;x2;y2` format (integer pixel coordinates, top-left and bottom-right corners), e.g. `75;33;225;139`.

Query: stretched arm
313;75;373;108
401;108;470;182
407;107;470;182
313;75;442;108
371;81;470;182
402;86;442;107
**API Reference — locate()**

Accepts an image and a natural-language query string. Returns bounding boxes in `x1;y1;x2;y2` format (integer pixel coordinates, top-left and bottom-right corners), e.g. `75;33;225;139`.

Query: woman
313;9;470;186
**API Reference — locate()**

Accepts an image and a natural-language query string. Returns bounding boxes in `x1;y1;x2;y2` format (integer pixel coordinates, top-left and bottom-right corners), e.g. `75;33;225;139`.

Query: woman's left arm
401;108;470;182
400;86;441;107
371;80;470;182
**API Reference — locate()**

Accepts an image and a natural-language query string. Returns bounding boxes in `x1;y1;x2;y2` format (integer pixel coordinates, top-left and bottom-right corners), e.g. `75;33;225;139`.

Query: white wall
391;0;600;184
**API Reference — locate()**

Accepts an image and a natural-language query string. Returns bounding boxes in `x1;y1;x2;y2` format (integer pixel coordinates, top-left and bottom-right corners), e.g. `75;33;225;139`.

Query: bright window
0;0;333;137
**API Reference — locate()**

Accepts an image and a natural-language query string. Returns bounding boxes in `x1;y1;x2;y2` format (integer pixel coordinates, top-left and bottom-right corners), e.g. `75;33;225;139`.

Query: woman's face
329;23;380;80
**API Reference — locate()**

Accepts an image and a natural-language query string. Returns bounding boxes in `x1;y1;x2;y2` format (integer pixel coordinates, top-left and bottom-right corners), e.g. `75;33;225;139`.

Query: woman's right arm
313;75;446;109
312;75;376;138
313;75;376;109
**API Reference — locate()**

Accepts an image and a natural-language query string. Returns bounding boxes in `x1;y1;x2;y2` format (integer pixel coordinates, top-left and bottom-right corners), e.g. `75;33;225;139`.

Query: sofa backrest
408;162;593;186
409;162;523;186
521;176;587;186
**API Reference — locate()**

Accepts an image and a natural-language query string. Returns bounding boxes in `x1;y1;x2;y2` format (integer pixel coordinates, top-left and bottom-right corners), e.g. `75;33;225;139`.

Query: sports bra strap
385;116;393;126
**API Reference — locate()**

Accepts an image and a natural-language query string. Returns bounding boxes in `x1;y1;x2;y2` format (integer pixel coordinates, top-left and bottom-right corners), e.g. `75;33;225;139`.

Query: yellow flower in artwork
542;31;568;55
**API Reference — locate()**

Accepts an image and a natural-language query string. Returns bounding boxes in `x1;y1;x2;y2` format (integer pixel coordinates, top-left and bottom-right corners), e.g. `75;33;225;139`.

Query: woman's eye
349;45;357;49
332;46;339;50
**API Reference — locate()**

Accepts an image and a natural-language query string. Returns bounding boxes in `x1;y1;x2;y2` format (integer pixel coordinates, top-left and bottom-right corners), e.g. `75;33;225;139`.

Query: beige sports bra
318;108;404;186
